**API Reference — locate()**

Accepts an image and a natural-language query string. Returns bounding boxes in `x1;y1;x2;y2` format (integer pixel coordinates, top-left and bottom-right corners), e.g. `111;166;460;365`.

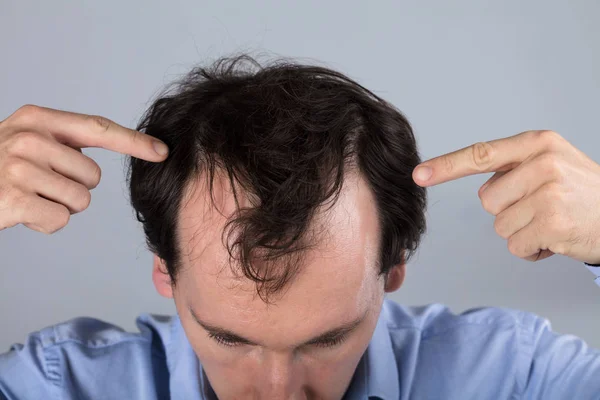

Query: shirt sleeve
520;313;600;399
0;332;59;400
583;263;600;287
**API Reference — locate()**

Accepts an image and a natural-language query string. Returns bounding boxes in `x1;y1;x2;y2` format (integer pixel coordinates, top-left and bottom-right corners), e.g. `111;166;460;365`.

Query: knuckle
7;193;36;228
0;186;25;212
546;212;568;235
441;155;455;175
5;131;42;156
49;208;71;233
493;216;508;239
2;157;28;181
480;194;499;215
542;182;566;204
537;129;561;141
480;194;492;212
507;238;521;256
88;162;102;189
536;153;565;178
536;130;564;149
130;129;142;146
549;242;567;255
11;105;42;125
70;188;92;213
87;115;112;133
477;186;485;200
18;104;41;114
471;142;494;171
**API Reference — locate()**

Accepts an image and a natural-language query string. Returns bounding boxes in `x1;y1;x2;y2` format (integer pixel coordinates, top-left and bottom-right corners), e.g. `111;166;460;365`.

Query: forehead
175;170;382;326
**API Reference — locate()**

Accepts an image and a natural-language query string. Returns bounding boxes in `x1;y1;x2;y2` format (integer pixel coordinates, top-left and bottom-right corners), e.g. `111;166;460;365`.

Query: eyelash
207;333;348;349
312;335;347;348
208;332;242;348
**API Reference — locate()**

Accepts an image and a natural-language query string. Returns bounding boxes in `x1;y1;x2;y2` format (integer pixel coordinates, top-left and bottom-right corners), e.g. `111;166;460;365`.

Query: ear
152;255;174;299
384;254;406;293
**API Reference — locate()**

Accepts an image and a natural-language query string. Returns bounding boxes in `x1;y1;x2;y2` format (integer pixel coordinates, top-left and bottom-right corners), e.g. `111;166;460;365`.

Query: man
0;55;599;400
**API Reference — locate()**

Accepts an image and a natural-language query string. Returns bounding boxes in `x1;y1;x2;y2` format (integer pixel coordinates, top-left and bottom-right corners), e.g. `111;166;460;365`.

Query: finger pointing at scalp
7;106;169;162
412;131;557;187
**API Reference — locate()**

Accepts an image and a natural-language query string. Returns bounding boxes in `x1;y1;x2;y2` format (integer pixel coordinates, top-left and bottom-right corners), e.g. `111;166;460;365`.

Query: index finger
412;131;547;187
23;106;169;162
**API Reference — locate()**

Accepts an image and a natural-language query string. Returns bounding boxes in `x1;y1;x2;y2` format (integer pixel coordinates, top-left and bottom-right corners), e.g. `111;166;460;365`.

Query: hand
412;130;600;265
0;105;169;234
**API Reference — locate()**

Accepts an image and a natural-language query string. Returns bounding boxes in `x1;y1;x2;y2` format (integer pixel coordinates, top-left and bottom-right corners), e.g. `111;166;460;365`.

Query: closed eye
208;330;349;349
191;305;366;351
309;334;348;348
207;332;248;348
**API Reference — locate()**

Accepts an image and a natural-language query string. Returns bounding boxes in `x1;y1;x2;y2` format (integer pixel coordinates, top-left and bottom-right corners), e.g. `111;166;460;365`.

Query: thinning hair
127;54;427;302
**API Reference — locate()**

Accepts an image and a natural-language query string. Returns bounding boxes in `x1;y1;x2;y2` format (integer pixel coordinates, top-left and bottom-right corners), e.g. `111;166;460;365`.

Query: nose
260;352;305;399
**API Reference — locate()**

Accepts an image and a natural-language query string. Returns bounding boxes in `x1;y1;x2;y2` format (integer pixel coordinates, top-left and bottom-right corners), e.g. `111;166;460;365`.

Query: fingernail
415;166;433;181
153;141;169;156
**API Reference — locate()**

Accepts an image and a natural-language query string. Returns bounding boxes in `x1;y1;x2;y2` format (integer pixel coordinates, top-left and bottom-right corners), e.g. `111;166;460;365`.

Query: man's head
127;55;427;399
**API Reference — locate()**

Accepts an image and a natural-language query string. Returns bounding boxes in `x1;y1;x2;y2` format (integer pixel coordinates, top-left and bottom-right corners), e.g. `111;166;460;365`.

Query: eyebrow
188;306;368;347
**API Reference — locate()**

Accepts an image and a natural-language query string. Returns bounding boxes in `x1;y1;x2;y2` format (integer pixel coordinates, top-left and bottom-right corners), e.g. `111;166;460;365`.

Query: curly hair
127;54;427;301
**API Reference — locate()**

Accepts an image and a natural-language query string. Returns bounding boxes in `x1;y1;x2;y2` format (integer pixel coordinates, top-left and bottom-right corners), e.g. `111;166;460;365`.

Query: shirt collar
167;314;210;400
366;301;401;399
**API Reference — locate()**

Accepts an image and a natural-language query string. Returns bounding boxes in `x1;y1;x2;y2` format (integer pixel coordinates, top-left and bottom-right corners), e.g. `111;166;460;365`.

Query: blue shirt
1;298;600;400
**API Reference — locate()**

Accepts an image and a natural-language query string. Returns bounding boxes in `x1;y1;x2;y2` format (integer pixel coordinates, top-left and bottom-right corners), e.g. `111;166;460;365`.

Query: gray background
1;0;599;350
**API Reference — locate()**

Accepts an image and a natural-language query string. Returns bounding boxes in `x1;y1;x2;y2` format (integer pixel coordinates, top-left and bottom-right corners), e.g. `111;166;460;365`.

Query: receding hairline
172;166;386;294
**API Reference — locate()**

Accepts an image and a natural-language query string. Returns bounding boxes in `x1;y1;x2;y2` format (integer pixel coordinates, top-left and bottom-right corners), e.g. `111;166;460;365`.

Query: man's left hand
412;130;600;265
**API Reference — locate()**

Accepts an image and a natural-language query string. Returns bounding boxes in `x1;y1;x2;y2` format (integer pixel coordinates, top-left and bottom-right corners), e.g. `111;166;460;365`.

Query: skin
0;105;168;233
1;105;599;398
413;131;600;264
153;170;405;399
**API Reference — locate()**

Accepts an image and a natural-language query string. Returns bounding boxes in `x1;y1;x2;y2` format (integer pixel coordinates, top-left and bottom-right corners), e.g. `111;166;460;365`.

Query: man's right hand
0;105;169;234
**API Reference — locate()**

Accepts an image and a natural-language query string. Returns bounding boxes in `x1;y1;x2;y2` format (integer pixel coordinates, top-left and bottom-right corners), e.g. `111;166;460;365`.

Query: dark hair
127;54;427;301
